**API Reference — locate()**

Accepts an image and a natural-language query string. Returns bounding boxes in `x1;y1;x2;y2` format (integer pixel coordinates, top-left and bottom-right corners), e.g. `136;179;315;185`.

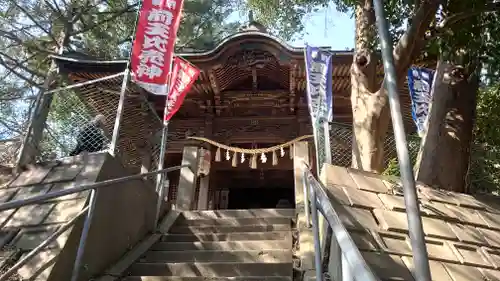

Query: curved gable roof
52;30;353;73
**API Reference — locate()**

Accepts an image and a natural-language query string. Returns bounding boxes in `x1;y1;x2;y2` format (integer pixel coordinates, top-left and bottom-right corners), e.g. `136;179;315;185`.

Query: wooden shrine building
53;22;417;210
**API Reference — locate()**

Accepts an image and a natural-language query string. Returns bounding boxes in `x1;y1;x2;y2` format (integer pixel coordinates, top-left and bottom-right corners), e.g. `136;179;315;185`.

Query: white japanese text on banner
131;0;185;95
304;45;333;123
164;57;200;122
407;66;436;137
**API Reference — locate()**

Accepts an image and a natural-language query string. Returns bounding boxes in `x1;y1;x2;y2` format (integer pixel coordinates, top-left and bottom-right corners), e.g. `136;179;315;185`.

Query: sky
290;7;355;50
228;4;355;50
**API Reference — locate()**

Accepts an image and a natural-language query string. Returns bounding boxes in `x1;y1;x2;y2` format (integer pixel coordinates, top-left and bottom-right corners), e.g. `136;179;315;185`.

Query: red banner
131;0;184;95
164;57;200;121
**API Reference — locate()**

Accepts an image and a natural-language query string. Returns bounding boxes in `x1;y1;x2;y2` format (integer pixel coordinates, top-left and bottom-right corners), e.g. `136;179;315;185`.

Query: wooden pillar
140;153;152;174
293;141;315;270
175;146;199;210
197;175;209;210
140;141;153;175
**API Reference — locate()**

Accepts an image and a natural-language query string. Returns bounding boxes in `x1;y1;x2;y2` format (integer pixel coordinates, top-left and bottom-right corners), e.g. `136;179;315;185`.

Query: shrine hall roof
52;30;423;124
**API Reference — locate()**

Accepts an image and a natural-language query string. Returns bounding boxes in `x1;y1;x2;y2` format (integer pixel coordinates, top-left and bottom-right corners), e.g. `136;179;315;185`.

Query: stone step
121;276;292;281
174;217;291;227
169;224;291;234
127;262;292;277
151;240;292;252
161;231;291;242
180;209;295;220
139;250;292;263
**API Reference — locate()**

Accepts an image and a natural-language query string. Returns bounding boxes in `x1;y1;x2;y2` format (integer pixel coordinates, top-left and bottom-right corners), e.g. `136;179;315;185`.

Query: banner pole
108;1;142;157
305;45;340;281
109;67;130;156
154;61;174;228
372;0;431;280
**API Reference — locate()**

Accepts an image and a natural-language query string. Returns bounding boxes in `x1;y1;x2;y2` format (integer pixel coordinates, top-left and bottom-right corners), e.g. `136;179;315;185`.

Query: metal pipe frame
372;0;432;280
109;68;131;156
0;165;189;212
302;166;380;281
309;178;324;281
302;171;311;228
0;165;188;280
154;120;170;228
0;207;89;281
70;189;98;281
43;72;126;95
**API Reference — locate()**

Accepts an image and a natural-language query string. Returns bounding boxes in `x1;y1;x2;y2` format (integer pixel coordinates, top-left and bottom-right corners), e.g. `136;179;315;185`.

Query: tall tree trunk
351;0;391;173
350;0;439;173
415;61;454;180
15;10;73;169
416;65;479;192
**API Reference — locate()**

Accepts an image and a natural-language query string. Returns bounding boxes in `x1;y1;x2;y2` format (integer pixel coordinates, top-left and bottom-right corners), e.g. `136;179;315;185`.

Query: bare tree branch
0;55;44;89
423;1;500;39
0;30;57;55
392;0;440;81
71;4;138;36
0;118;24;135
8;0;58;43
441;1;500;28
0;51;46;78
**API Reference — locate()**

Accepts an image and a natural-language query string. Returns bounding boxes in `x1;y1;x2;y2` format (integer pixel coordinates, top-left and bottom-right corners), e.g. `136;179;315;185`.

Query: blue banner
304;45;333;123
407;67;436;137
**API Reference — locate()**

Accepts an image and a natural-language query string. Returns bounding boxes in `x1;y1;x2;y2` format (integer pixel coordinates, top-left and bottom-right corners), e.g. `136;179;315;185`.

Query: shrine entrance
217;170;295;209
208;142;297;210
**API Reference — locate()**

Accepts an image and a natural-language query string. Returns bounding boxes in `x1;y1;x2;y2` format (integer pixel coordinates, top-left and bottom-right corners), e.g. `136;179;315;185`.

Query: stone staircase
121;209;295;281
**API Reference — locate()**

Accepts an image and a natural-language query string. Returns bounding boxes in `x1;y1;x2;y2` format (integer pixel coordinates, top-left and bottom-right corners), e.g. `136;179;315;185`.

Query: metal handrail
372;0;431;279
302;164;380;281
0;164;189;212
0;207;89;281
0;164;188;281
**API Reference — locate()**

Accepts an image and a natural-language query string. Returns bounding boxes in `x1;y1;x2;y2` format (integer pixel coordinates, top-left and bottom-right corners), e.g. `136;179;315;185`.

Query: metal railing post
310;183;323;281
0;164;189;280
303;166;380;281
154;120;170;228
371;0;432;280
342;254;353;281
302;171;311;227
0;208;89;281
71;189;98;281
109;68;130;156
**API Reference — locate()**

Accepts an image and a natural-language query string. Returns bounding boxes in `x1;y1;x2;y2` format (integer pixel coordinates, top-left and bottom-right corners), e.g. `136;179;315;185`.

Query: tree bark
15;10;73;169
417;65;479;192
351;0;439;173
415;61;454;180
350;0;390;173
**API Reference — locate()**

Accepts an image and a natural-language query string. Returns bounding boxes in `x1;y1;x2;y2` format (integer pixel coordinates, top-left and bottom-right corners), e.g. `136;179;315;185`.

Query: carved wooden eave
289;61;298;112
51;30;432;162
207;69;222;115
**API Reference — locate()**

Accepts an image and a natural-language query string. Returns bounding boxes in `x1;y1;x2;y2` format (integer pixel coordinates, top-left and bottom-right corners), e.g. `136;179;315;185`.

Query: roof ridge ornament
241;10;268;33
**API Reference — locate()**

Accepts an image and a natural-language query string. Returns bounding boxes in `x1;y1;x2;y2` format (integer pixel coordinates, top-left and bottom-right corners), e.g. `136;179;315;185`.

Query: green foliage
243;0;416;42
382;85;500;193
0;0;242;161
177;0;241;50
475;83;500;145
470;83;500;193
382;134;421;177
244;0;329;40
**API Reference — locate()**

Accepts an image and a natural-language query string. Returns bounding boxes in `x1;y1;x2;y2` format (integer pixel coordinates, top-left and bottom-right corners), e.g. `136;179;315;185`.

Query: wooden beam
169;114;352;124
208;69;221;116
251;67;258;92
289;61;297;112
